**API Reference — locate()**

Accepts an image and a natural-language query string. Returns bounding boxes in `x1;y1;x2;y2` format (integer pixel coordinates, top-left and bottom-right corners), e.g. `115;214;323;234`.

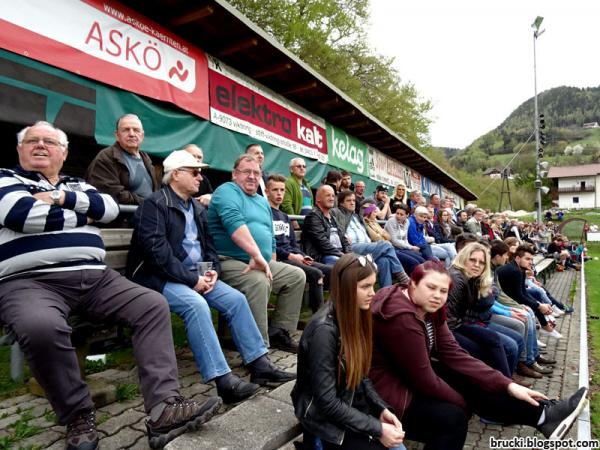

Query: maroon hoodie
369;285;511;419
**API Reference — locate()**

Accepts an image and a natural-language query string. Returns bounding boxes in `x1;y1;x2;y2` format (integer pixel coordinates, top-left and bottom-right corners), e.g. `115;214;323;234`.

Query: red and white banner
208;56;328;163
367;146;406;187
0;0;209;119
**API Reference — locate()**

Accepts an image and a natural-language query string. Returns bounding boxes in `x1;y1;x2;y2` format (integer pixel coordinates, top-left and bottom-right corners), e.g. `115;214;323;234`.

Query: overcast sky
368;0;600;149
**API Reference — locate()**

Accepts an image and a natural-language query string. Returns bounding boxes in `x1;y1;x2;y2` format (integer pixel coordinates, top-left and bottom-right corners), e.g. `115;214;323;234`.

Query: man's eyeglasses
22;137;62;147
177;168;202;177
338;254;378;275
294;164;306;168
236;169;262;177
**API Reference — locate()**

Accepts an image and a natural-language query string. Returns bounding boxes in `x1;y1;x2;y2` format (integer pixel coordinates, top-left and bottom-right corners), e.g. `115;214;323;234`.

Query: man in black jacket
266;174;332;312
496;245;556;336
302;185;350;264
127;150;294;404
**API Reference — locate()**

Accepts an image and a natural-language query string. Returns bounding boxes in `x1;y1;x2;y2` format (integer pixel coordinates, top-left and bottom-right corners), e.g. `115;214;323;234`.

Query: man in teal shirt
208;154;305;352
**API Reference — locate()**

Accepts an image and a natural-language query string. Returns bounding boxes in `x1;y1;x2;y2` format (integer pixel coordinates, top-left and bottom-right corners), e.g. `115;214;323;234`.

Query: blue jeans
162;280;267;381
431;243;457;268
351;241;405;287
487;322;524;374
322;255;340;265
394;248;426;274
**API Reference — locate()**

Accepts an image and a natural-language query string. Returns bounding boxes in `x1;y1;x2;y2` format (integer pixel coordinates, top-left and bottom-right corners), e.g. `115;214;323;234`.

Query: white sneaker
553;306;565;317
537;339;547;348
540;328;563;339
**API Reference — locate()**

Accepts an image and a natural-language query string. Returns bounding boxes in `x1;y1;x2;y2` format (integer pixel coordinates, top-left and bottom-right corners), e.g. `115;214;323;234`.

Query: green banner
326;123;369;176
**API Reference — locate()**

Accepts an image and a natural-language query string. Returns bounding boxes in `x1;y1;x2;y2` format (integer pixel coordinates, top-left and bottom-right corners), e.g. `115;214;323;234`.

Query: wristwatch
50;190;61;205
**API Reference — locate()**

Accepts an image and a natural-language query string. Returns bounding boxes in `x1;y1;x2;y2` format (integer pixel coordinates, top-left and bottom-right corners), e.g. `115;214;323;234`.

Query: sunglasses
178;168;202;177
338;254;378;275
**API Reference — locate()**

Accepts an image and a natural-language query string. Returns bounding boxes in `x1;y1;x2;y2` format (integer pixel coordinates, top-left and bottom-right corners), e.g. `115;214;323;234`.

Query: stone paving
0;269;581;449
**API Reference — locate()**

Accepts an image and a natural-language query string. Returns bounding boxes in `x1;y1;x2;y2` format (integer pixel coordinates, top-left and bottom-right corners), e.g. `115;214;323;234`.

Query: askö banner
0;0;209;119
208;56;328;163
326;124;368;176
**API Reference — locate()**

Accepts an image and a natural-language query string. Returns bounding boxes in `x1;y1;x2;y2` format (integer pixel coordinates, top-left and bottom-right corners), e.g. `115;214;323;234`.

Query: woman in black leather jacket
291;253;405;450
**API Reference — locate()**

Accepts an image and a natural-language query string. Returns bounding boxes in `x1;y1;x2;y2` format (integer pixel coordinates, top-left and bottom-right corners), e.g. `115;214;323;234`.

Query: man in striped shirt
0;122;221;450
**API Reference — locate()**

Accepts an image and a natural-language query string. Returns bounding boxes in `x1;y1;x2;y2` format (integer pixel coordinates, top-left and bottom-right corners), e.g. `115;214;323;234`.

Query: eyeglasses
468;257;486;267
236;169;262;177
294;164;306;168
22;137;62;147
338;254;378;275
177;168;202;177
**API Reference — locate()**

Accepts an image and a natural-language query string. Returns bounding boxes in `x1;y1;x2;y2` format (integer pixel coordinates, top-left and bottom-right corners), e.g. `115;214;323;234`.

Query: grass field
585;242;600;438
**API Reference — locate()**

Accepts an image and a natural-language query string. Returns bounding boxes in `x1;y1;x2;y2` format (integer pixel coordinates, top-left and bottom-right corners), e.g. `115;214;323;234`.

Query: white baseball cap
163;150;208;172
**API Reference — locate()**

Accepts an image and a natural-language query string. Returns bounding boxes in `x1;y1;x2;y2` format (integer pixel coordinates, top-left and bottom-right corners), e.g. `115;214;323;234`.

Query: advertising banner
367;147;405;187
0;0;209;119
208;56;328;163
326;124;368;176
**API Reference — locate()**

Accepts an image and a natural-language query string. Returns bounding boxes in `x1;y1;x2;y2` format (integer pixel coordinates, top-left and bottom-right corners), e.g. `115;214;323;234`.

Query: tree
228;0;432;148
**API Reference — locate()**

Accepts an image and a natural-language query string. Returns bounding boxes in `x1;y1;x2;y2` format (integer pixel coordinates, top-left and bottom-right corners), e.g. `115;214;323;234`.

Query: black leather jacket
291;303;389;445
302;207;350;262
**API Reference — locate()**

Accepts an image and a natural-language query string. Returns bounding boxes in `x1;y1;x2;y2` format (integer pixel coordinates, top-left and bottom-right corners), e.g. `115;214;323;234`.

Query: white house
548;164;600;209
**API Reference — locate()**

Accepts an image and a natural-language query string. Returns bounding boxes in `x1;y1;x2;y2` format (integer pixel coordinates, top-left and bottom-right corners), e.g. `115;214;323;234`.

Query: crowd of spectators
0;116;588;450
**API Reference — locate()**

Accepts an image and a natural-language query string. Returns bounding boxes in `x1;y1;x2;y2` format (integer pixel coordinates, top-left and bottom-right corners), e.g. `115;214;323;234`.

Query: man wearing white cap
127;150;295;405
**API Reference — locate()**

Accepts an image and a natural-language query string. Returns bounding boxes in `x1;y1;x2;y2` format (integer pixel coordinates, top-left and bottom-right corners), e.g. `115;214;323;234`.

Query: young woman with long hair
369;260;587;450
292;253;405;450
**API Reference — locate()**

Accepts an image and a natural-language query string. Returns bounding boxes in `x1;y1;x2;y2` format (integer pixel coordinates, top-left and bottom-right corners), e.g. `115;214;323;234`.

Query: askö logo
331;128;364;173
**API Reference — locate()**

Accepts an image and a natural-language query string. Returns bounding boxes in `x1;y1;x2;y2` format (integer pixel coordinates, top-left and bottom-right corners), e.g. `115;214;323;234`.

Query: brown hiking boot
517;361;543;379
511;374;533;388
146;396;222;449
66;410;98;450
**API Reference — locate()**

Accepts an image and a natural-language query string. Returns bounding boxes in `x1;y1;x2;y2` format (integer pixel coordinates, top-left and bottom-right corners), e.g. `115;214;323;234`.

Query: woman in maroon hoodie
369;261;587;450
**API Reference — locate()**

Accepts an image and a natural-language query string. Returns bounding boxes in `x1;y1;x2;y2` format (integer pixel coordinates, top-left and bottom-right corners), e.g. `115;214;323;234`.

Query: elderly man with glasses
208;154;305;353
281;157;313;216
127;150;294;405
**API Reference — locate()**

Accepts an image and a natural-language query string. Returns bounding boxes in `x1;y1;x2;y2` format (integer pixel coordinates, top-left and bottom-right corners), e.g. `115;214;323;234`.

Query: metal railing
557;186;595;194
577;255;591;443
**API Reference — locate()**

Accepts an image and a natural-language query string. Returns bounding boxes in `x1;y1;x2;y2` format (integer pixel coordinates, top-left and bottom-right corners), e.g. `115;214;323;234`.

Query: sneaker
538;387;588;439
217;376;260;405
537;339;547;348
250;358;297;386
268;327;299;353
552;306;565;317
66;410;98;450
531;361;554;375
539;328;562;339
564;306;575;314
146;396;222;449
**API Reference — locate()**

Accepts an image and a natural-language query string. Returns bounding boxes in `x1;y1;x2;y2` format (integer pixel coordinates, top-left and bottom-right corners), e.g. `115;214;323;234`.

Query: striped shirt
0;166;119;280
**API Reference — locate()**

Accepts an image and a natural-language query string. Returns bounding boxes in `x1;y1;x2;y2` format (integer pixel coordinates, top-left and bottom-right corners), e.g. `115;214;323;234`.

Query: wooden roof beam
251;62;292;79
168;6;214;27
282;81;318;95
216;38;259;56
330;110;357;121
315;96;341;109
344;120;370;130
355;129;383;138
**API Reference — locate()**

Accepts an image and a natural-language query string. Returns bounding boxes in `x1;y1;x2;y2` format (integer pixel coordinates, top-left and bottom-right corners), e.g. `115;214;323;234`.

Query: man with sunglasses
128;150;294;405
208;155;306;352
0;123;221;450
281;157;313;216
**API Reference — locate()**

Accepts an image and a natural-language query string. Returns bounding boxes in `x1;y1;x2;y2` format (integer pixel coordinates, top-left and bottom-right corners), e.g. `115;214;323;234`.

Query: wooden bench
533;254;556;284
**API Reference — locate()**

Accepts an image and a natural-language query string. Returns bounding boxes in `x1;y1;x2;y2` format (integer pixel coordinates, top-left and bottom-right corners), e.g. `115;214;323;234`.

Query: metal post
533;30;542;224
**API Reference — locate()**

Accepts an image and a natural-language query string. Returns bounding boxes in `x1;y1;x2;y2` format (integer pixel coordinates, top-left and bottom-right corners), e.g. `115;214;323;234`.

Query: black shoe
217;376;260;404
250;358;297;386
538;387;588;439
564;306;575;314
146;396;222;449
269;327;299;353
66;410;99;450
